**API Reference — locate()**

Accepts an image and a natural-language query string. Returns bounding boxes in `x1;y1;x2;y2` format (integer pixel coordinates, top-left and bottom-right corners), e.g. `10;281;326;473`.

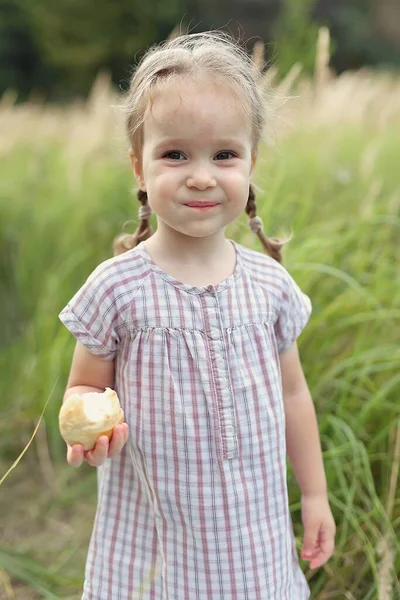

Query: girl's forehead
144;78;251;140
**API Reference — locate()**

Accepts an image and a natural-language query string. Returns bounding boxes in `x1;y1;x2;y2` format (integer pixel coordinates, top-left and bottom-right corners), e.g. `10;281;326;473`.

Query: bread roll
59;387;124;451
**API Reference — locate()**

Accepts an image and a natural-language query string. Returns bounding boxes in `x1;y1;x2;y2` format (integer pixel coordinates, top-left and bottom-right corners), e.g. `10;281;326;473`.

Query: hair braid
245;185;288;263
113;190;154;256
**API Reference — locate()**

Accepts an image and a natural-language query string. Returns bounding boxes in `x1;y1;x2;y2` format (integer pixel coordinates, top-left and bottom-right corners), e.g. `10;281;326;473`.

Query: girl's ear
129;150;146;191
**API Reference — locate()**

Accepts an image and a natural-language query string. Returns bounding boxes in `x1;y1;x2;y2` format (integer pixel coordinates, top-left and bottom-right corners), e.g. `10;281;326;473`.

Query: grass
1;44;400;598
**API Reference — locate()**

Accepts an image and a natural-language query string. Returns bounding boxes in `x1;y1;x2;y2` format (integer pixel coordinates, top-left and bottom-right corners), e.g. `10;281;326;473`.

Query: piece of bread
59;387;124;451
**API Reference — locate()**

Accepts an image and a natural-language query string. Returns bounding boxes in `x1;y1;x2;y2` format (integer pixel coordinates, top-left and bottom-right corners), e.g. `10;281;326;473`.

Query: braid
113;188;289;261
113;190;154;256
245;185;288;263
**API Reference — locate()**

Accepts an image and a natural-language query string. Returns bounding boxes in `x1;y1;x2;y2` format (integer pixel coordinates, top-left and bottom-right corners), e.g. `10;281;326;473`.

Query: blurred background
1;0;400;100
1;0;400;598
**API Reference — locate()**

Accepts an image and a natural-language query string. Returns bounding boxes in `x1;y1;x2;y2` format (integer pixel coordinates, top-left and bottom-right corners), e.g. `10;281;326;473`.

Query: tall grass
1;31;399;599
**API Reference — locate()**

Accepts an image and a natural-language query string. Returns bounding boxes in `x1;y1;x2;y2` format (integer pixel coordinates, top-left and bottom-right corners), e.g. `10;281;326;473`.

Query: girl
59;31;335;600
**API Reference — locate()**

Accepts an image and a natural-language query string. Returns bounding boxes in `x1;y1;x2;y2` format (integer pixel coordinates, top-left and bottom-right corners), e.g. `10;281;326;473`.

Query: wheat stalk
0;569;15;599
376;419;400;599
314;26;331;94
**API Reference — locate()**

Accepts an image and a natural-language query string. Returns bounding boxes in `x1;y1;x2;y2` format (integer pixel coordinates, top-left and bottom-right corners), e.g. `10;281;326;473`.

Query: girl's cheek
152;164;178;177
226;171;250;187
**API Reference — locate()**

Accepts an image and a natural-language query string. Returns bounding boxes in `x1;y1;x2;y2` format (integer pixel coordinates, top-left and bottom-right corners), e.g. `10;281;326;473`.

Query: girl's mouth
184;202;219;210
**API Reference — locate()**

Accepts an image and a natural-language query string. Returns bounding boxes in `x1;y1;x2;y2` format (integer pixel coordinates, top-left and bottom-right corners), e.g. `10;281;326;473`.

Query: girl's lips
184;202;219;209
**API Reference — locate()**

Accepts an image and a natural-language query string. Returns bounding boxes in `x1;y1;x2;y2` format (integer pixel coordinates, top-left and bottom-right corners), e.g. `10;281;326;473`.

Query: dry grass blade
377;534;395;600
252;40;265;69
260;65;279;91
376;419;400;600
275;63;303;99
385;419;400;520
35;417;56;488
314;26;331;93
167;24;184;41
251;40;265;81
0;569;15;599
0;379;58;487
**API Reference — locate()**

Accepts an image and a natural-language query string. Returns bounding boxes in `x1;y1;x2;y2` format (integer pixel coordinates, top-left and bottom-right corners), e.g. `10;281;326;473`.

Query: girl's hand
66;423;129;468
300;493;336;569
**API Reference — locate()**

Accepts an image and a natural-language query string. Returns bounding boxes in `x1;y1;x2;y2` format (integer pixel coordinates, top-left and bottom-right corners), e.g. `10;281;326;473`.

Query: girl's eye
215;151;236;161
163;151;185;160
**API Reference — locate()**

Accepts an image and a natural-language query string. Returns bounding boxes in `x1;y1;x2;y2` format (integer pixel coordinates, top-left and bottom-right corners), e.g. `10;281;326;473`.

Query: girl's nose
186;167;216;190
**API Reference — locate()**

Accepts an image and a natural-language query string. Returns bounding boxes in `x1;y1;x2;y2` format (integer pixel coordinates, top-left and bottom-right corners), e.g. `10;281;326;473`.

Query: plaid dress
59;239;312;600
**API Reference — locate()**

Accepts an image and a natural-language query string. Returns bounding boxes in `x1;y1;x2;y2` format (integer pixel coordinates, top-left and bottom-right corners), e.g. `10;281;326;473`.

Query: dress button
226;425;235;436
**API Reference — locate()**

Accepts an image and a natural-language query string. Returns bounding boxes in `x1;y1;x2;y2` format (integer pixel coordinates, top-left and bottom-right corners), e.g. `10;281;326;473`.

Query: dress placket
201;286;238;461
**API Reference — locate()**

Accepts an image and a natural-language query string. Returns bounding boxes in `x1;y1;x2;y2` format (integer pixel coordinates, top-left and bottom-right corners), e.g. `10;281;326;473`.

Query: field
1;42;400;598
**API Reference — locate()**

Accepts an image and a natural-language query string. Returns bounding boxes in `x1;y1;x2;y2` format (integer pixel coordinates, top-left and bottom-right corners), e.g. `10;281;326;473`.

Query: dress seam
120;272;153;331
127;318;275;334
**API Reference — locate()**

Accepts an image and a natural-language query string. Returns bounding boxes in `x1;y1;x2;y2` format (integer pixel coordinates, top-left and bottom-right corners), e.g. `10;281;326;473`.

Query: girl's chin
175;226;226;238
156;217;233;239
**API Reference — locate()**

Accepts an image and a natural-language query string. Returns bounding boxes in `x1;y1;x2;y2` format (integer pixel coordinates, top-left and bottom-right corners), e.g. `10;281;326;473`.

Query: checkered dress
59;240;312;600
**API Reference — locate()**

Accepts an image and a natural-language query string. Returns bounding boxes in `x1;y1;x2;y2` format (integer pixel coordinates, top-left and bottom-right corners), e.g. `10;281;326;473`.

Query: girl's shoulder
59;247;153;353
236;243;312;351
236;241;311;311
236;242;293;291
85;246;152;293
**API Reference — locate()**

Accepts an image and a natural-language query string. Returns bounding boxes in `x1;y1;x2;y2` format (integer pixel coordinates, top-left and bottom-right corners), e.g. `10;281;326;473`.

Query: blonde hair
113;30;287;262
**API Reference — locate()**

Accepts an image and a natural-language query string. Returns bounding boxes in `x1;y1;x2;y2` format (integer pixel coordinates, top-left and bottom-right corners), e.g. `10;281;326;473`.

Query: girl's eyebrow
153;138;248;153
214;139;248;152
153;139;187;152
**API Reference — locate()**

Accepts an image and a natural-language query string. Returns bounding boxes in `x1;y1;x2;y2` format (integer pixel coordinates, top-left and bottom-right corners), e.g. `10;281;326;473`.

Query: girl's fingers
310;531;335;569
85;436;109;467
108;424;128;458
308;536;335;569
68;425;129;467
310;554;328;569
123;423;129;445
67;444;84;468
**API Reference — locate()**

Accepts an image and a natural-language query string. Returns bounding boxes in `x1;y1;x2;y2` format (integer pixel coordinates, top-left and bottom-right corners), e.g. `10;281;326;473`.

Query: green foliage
1;105;400;596
1;0;400;99
309;0;400;73
0;0;47;98
271;0;321;77
2;0;185;99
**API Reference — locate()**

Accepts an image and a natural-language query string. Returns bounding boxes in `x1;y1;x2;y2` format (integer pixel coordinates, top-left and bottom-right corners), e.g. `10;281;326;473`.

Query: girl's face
132;77;257;242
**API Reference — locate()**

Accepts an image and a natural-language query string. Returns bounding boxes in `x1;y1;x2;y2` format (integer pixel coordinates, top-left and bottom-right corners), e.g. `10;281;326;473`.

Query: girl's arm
64;341;115;400
279;341;327;496
63;342;129;468
280;341;335;569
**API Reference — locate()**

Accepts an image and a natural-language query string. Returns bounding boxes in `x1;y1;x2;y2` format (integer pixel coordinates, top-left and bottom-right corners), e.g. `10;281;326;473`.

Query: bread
59;387;124;451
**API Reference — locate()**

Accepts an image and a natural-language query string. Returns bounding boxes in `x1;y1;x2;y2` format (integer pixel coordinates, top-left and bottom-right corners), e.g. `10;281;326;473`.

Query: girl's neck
142;228;236;287
144;228;231;267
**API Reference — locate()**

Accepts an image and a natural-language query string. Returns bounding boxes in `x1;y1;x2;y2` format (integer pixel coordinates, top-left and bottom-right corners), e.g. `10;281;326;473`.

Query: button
225;425;235;436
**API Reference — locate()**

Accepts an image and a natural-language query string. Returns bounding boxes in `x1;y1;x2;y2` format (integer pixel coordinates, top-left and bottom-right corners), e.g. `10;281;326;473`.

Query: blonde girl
59;30;335;600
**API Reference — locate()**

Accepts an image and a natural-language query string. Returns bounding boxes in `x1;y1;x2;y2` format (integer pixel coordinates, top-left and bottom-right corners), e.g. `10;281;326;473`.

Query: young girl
59;31;335;600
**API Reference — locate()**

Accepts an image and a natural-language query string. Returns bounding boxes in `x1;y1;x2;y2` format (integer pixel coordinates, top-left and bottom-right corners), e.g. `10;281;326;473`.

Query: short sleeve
274;269;312;353
59;264;123;361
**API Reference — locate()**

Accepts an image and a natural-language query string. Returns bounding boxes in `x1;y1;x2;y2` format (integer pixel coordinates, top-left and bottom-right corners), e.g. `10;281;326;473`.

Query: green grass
0;113;399;598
